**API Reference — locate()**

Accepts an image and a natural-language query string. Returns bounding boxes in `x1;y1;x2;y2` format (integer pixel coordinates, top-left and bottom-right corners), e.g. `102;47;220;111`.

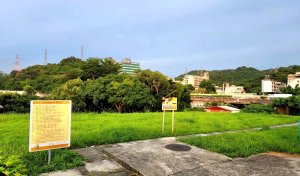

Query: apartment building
181;71;209;88
261;75;286;93
287;72;300;88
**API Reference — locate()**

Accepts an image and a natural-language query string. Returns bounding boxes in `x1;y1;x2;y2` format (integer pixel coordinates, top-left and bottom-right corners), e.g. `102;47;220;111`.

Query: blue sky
0;0;299;77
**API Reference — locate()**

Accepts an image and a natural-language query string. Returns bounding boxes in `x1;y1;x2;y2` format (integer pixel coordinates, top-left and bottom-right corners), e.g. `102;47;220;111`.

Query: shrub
0;151;27;176
242;104;274;114
187;107;205;112
0;93;39;113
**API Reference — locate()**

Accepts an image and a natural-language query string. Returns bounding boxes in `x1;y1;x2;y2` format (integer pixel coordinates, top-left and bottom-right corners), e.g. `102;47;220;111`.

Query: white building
261;75;286;93
261;79;273;93
288;72;300;88
216;83;245;94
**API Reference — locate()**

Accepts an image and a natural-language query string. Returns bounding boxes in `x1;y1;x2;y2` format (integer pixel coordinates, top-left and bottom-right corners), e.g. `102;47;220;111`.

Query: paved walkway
40;123;300;176
103;137;300;176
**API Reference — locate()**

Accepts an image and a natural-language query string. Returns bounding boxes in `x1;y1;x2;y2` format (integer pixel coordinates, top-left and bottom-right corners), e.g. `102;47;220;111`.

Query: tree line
0;57;193;113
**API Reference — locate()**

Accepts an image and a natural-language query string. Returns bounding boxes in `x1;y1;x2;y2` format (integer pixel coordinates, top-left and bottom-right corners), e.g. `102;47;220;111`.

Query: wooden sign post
29;100;72;164
162;97;177;133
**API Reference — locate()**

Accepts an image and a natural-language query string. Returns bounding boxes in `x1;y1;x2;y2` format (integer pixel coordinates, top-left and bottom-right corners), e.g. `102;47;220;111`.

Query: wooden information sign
29;100;71;152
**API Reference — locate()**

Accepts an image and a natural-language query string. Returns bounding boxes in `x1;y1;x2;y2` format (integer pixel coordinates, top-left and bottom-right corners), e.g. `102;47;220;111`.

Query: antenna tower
44;49;48;65
14;54;21;71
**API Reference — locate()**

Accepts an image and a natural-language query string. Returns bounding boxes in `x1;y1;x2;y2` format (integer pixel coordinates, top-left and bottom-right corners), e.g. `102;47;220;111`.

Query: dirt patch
265;152;300;159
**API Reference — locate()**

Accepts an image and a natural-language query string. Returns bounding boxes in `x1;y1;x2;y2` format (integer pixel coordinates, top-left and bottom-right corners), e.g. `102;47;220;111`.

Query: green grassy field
180;126;300;158
0;112;299;175
1;112;299;154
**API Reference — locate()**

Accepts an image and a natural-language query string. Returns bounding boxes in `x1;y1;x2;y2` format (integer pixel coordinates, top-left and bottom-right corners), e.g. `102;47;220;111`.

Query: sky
0;0;299;77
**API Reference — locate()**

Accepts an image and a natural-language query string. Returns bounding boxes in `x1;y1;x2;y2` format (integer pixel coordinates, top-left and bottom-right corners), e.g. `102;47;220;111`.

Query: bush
0;151;27;176
187;107;205;112
242;104;274;114
0;93;40;113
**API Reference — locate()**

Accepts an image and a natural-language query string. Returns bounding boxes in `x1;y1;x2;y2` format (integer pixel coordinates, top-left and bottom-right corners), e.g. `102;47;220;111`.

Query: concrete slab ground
102;137;300;176
40;136;300;176
40;147;137;176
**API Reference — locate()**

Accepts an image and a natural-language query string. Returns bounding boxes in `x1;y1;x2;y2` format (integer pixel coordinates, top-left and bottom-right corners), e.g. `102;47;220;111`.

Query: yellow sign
162;97;177;110
29;100;72;152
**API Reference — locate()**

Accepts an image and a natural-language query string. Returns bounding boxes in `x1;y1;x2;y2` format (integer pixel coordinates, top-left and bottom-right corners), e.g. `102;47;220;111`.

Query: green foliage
59;56;83;66
175;65;300;94
84;74;155;113
187;107;205;112
266;65;300;83
0;93;39;113
0;57;121;93
136;70;192;111
0;72;6;89
81;57;121;80
105;74;154;112
280;85;300;95
23;150;84;176
23;85;36;96
51;78;86;112
0;151;27;176
180;126;300;158
272;95;300;115
242;104;274;114
199;80;216;93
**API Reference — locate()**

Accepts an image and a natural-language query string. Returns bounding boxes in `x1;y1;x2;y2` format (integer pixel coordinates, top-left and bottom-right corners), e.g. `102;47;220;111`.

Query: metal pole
162;110;165;133
299;120;300;143
172;110;174;132
48;149;51;164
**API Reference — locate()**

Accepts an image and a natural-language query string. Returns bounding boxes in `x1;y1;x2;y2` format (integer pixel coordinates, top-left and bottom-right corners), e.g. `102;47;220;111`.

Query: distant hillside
175;65;300;93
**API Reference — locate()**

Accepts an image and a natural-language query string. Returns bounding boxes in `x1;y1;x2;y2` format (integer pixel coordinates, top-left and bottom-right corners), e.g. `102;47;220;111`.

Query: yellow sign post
29;100;72;164
162;97;177;132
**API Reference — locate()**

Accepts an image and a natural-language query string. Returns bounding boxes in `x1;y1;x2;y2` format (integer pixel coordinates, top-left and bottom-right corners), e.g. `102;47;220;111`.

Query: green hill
175;65;300;93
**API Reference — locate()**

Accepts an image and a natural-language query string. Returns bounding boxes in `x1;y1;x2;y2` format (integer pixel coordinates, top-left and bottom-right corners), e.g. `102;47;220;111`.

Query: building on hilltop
261;75;286;94
120;58;140;75
181;71;209;88
287;72;300;88
215;83;245;94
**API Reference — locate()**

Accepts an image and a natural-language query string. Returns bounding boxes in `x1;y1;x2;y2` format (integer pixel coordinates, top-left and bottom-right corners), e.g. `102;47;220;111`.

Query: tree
106;75;154;113
81;57;121;80
272;95;300;115
84;74;155;113
23;85;36;95
0;72;6;89
51;78;86;112
199;80;216;93
136;70;169;95
60;56;83;66
280;85;300;95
